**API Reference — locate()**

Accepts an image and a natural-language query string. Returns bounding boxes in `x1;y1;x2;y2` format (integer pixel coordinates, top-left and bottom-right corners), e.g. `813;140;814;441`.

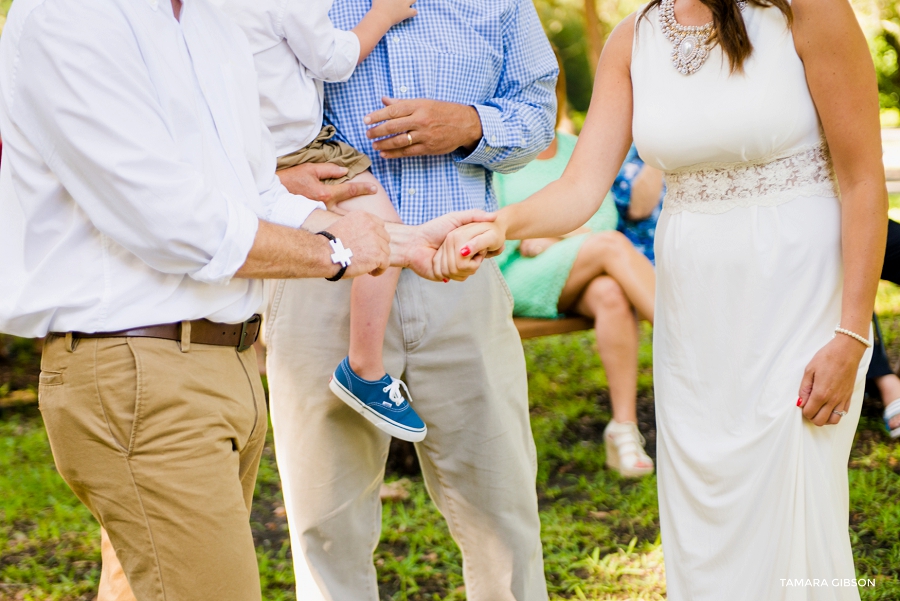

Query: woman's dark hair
640;0;792;72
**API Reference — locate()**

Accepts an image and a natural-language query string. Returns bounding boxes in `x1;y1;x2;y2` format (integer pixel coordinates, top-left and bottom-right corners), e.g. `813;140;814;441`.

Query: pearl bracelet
834;326;873;348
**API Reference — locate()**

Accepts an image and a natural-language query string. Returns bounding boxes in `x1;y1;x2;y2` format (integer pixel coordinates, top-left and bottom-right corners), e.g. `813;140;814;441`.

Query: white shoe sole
604;435;654;478
329;376;427;443
885;398;900;439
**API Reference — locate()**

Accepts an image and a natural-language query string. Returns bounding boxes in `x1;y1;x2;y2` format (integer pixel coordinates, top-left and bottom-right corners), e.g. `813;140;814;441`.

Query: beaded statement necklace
659;0;747;75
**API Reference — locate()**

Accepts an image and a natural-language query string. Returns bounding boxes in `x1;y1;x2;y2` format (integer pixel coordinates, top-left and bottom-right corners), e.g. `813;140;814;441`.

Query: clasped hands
329;211;505;282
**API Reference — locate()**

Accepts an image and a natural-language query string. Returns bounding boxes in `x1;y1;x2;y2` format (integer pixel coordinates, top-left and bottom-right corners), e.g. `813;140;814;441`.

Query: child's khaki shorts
276;125;372;184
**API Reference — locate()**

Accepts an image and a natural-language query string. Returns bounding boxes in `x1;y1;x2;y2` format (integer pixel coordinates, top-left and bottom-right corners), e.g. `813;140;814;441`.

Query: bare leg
558;231;655;323
98;527;136;601
875;373;900;430
337;171;402;381
567;276;640;423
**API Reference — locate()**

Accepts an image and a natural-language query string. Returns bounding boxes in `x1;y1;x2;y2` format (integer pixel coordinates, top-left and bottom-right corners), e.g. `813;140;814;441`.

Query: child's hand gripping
370;0;418;27
432;220;506;282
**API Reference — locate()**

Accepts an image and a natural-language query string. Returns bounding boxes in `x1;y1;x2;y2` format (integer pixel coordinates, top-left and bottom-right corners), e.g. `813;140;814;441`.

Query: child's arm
352;0;417;63
278;0;416;83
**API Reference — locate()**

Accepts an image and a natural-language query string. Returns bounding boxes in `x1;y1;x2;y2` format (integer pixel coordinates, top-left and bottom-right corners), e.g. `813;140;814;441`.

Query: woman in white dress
437;1;887;599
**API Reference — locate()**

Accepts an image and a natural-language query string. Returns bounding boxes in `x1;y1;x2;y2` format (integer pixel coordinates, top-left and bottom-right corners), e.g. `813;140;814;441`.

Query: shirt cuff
267;194;327;229
324;29;361;82
457;104;507;166
190;201;260;286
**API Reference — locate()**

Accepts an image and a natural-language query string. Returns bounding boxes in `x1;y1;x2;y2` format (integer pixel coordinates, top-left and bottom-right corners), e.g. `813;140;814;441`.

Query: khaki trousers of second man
40;335;267;601
265;262;549;601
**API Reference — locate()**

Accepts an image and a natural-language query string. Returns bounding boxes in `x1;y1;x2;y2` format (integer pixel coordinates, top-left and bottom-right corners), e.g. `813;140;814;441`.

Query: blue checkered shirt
325;0;558;225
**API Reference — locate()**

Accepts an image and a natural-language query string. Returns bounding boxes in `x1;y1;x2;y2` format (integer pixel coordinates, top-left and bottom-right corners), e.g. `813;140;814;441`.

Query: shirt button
399;85;408;93
409;189;416;195
392;35;400;42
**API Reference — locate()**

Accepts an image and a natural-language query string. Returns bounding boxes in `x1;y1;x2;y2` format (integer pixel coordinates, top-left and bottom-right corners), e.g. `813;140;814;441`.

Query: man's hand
364;98;483;159
326;211;391;278
277;162;377;209
387;210;498;281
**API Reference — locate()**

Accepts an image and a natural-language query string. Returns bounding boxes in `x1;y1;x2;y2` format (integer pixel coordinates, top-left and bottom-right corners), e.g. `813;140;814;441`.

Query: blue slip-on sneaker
329;357;427;442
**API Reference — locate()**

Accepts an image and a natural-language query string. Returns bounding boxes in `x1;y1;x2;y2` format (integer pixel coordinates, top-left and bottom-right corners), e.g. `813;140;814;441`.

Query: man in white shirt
0;0;488;599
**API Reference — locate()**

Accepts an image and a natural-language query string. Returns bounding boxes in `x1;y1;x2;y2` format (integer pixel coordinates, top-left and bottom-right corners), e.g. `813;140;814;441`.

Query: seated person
868;219;900;439
493;75;656;478
611;145;665;263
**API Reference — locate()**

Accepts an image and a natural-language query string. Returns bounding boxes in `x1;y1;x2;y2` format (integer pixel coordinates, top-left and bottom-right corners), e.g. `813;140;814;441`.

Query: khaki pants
39;335;267;601
265;263;548;601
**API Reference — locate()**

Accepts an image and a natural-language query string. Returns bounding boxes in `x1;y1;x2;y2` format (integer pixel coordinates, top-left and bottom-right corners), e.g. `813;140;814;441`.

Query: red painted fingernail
797;397;803;407
442;278;449;283
460;247;471;257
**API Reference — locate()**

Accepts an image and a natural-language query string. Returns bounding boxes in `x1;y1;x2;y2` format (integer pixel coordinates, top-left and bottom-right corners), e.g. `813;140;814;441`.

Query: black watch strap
317;231;348;281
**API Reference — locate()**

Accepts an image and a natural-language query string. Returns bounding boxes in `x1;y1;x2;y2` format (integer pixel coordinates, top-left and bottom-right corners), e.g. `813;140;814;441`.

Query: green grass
2;325;898;600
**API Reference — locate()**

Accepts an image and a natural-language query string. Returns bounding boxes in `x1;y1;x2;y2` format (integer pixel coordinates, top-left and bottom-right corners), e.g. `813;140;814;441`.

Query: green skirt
499;233;589;319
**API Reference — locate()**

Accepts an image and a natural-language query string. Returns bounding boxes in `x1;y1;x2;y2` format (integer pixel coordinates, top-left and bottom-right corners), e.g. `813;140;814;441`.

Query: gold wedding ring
407;132;413;147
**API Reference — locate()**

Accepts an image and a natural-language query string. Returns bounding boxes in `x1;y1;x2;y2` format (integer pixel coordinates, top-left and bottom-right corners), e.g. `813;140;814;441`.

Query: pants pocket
487;259;515;316
38;371;64;410
95;340;141;456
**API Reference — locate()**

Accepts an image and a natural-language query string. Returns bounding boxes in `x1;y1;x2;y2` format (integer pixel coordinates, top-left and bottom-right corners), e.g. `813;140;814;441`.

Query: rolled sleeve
265;193;326;229
190;202;260;285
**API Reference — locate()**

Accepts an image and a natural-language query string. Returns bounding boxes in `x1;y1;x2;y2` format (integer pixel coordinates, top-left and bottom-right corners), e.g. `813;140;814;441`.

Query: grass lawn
0;195;899;599
2;312;900;600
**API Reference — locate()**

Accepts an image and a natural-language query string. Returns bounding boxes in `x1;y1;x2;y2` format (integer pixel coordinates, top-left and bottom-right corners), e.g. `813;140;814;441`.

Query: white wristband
834;326;873;348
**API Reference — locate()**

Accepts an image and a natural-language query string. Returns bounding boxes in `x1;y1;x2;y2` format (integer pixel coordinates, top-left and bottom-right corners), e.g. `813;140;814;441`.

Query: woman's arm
627;165;665;220
794;0;888;425
433;14;637;278
497;14;636;240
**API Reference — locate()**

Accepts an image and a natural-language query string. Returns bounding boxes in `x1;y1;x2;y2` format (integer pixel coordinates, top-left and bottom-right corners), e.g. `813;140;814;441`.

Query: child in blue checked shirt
219;0;427;442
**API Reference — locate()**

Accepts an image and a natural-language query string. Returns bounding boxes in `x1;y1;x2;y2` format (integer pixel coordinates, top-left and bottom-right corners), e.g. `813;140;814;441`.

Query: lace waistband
663;143;839;215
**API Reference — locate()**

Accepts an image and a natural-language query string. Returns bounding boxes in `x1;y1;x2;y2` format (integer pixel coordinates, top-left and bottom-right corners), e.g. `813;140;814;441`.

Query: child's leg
337;171;402;381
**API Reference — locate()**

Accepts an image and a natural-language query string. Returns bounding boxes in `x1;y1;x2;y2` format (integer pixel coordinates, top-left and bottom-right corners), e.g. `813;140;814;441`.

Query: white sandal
603;419;655;478
885;398;900;440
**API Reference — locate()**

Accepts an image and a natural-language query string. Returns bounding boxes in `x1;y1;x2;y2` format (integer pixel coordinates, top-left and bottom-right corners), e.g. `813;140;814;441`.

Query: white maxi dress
632;5;872;601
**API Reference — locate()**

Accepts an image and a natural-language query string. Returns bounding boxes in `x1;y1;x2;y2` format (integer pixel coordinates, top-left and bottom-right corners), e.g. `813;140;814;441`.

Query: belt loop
65;332;76;353
180;321;191;353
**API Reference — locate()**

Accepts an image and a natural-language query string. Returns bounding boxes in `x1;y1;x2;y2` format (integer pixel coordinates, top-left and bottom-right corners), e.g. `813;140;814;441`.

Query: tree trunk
583;0;608;73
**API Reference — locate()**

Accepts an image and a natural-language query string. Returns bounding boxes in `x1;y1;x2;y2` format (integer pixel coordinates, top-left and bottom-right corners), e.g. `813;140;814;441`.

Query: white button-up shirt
0;0;325;338
214;0;360;157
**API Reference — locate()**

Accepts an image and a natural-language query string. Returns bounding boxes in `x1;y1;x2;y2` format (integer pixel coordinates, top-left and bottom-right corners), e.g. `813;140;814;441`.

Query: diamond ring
832;410;848;417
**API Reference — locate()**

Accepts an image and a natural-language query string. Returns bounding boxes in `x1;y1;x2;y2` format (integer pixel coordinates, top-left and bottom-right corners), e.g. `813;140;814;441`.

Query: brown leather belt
55;315;261;351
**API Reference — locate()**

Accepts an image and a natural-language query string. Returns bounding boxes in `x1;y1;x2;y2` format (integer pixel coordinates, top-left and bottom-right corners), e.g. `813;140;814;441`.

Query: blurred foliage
854;0;900;111
533;0;643;112
542;0;900;115
0;0;897;112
